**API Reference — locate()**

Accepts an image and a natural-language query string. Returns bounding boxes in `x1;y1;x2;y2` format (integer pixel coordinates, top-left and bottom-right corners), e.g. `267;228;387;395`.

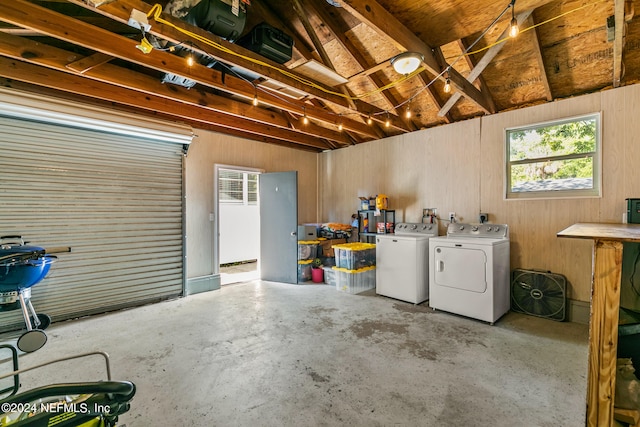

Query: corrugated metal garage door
0;100;190;332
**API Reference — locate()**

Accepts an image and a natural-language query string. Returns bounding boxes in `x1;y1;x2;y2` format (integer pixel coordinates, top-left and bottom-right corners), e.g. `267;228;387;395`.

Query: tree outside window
506;114;601;199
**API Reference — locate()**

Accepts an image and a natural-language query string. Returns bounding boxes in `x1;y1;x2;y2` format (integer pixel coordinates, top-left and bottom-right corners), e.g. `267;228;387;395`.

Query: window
506;113;601;199
219;170;258;205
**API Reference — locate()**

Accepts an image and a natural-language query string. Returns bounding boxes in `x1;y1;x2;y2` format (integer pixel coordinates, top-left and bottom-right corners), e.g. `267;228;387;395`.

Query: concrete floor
1;281;588;426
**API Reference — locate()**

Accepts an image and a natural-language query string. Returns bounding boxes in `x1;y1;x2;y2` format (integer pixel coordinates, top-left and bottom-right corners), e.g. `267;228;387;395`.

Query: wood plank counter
557;223;640;427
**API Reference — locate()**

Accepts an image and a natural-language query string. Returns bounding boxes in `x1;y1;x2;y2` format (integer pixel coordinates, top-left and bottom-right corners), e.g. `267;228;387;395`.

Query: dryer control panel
446;223;509;238
394;222;438;236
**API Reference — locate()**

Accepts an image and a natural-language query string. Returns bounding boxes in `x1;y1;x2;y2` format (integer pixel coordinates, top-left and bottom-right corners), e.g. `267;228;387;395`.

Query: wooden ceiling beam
0;0;378;139
0;57;331;150
0;76;320;150
63;0;408;133
337;0;496;115
529;13;552;101
438;9;532;117
291;0;400;136
307;0;417;132
66;0;350;107
0;31;352;145
613;0;626;87
65;52;114;74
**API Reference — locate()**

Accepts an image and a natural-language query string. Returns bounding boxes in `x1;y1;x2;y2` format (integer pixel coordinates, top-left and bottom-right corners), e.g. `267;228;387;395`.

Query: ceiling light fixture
509;0;519;38
390;52;424;75
367;115;373;126
186;54;195;67
302;107;309;125
385;113;391;128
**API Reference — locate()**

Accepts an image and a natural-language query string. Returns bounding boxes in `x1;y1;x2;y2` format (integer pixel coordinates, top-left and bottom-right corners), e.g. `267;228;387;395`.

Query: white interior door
259;171;297;284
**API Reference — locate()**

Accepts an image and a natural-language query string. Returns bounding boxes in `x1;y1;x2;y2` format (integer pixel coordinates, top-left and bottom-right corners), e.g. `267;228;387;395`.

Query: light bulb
443;78;451;93
186;55;195;67
509;17;519;38
385;118;390;128
405;108;412;119
338;122;343;131
252;95;259;106
303;115;309;125
367;115;373;125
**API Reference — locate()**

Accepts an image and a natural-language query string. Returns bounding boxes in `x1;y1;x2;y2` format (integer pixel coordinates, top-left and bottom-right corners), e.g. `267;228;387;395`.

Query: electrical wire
450;0;608;59
146;4;419;101
143;0;608;123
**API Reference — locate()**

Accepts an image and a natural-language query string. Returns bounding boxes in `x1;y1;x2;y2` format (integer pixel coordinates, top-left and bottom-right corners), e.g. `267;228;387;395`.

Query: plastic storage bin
334;266;376;294
298;240;320;260
332;243;376;270
298;260;312;282
323;266;337;287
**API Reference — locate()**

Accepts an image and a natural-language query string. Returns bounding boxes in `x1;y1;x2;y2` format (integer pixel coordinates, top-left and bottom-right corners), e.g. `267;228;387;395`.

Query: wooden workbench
557;223;640;427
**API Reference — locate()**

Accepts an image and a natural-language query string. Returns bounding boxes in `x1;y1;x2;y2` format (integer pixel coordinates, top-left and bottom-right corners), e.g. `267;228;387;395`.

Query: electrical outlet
449;212;455;222
479;213;488;223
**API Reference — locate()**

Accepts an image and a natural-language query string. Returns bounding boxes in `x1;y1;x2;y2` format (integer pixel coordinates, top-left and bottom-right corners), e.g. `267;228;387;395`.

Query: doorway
215;165;262;285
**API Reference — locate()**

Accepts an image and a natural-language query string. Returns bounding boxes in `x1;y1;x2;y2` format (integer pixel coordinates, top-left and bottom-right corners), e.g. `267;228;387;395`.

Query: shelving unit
357;209;395;243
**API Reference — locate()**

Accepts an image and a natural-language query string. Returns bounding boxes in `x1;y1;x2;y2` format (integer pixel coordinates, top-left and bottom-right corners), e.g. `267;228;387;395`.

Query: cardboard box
318;238;346;257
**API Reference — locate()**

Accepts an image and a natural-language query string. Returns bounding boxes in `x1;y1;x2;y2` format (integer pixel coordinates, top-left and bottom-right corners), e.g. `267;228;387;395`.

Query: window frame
219;169;259;205
505;112;602;200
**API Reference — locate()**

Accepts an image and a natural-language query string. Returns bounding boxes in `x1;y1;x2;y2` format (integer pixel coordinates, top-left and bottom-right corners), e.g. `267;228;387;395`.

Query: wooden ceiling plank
529;13;552;101
438;9;532;117
64;0;405;133
308;0;416;131
613;0;626;87
291;0;358;111
0;57;330;149
70;0;350;107
337;0;496;115
0;31;352;145
66;52;114;74
347;58;391;80
0;0;377;139
456;40;489;94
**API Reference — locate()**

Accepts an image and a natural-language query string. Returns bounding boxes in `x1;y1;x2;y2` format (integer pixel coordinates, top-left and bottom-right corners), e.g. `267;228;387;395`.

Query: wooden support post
589;239;623;426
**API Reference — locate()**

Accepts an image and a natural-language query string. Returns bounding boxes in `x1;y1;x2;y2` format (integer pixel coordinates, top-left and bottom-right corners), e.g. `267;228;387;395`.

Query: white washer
376;222;438;304
429;223;510;324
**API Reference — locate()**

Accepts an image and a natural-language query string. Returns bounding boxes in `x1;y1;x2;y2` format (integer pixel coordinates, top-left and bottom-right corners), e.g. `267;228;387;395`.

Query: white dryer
429;223;510;324
376;222;438;304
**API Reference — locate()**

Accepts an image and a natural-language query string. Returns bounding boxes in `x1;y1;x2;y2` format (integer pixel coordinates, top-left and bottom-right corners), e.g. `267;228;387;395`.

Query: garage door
0;91;192;332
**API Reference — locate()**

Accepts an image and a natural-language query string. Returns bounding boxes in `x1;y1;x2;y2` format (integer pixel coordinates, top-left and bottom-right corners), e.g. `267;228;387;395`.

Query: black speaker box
237;23;294;64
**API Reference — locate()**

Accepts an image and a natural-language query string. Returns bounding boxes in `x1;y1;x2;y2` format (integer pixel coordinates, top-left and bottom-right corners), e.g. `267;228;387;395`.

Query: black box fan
511;269;567;321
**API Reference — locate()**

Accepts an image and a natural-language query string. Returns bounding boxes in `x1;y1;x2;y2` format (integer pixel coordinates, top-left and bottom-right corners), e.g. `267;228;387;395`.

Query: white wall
219;203;259;264
185;131;318;279
319;84;640;308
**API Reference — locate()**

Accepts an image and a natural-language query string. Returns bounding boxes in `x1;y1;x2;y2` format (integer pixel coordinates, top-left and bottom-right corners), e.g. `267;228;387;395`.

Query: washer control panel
394;222;438;236
446;223;509;238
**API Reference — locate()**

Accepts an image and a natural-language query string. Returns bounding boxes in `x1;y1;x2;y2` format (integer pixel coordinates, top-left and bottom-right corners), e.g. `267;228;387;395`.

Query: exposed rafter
337;0;496;115
529;14;553;101
63;0;412;133
438;9;532;117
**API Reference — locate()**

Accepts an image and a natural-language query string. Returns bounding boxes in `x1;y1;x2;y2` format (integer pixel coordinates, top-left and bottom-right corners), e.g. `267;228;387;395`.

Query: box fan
511;269;567;321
